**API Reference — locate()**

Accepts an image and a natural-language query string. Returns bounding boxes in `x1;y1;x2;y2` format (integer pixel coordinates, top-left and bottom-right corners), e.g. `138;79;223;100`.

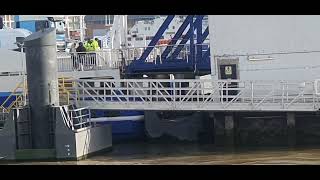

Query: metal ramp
67;79;320;112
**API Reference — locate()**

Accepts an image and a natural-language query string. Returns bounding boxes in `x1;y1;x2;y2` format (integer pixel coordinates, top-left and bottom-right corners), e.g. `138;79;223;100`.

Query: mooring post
24;28;59;149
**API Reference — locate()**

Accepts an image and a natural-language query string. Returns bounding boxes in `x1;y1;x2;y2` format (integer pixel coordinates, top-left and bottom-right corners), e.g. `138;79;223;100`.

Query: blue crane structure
124;15;210;77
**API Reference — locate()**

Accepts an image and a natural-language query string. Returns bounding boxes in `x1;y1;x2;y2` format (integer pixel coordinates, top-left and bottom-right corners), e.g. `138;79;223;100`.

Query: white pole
20;44;26;105
144;35;147;47
123;15;128;49
65;15;70;40
208;15;217;79
80;15;84;42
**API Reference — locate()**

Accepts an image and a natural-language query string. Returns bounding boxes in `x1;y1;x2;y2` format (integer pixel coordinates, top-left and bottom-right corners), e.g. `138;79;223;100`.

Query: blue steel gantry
125;15;210;76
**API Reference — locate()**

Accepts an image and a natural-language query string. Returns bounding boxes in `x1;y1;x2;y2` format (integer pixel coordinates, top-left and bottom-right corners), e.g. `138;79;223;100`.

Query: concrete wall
74;126;112;158
209;15;320;81
55;107;112;160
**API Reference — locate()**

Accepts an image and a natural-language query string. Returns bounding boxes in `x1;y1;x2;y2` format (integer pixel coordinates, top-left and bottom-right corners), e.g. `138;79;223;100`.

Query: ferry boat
126;15;209;48
0;15;146;142
0;15;209;142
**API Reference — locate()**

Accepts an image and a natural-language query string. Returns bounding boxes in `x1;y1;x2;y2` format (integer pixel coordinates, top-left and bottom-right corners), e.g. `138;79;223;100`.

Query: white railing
69;106;92;130
123;43;209;64
56;44;210;72
57;50;123;72
70;79;320;111
60;105;93;132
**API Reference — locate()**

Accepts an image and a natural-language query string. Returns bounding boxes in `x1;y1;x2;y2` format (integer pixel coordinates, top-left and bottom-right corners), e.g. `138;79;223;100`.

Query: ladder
58;77;79;105
0;80;27;113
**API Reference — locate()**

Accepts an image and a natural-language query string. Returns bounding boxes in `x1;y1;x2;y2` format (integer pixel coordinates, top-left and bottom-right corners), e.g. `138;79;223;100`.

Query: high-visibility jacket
84;42;89;49
85;41;95;51
92;40;100;51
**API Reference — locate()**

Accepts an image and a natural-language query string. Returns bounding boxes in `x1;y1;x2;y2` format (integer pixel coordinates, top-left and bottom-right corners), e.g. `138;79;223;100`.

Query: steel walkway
64;79;320;112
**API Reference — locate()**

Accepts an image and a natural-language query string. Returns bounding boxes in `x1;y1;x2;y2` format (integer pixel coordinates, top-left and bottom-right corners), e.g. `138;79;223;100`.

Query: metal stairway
58;77;78;105
0;80;27;129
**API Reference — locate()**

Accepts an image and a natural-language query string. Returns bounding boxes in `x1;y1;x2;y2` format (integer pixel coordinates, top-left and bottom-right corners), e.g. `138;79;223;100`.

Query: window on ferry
172;26;175;29
145;27;147;31
148;27;150;30
127;37;132;41
135;37;143;41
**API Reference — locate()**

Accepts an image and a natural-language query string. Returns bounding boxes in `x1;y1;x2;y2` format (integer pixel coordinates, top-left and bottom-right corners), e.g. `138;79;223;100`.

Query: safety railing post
104;82;106;102
226;79;229;103
313;81;316;109
286;83;289;103
272;83;275;103
220;82;224;104
251;81;254;106
281;81;285;109
160;46;162;64
173;79;176;105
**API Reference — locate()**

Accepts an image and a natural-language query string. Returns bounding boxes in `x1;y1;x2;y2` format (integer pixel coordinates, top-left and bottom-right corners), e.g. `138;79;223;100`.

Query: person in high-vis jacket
85;39;95;52
84;39;97;69
93;38;101;51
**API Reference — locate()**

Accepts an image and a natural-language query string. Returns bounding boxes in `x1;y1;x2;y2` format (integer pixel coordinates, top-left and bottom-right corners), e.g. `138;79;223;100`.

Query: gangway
66;79;320;112
57;50;123;72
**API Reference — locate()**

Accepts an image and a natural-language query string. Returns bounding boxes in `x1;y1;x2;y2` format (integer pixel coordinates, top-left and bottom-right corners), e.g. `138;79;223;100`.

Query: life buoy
157;39;171;45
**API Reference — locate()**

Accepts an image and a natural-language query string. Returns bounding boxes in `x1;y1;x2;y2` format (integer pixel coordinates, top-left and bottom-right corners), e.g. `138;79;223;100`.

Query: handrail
69;106;92;130
69;79;319;111
0;79;27;113
58;77;81;106
56;43;210;72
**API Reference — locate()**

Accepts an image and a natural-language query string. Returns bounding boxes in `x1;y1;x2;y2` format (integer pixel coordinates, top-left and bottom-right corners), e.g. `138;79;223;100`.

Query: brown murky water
5;142;320;165
5;111;320;165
